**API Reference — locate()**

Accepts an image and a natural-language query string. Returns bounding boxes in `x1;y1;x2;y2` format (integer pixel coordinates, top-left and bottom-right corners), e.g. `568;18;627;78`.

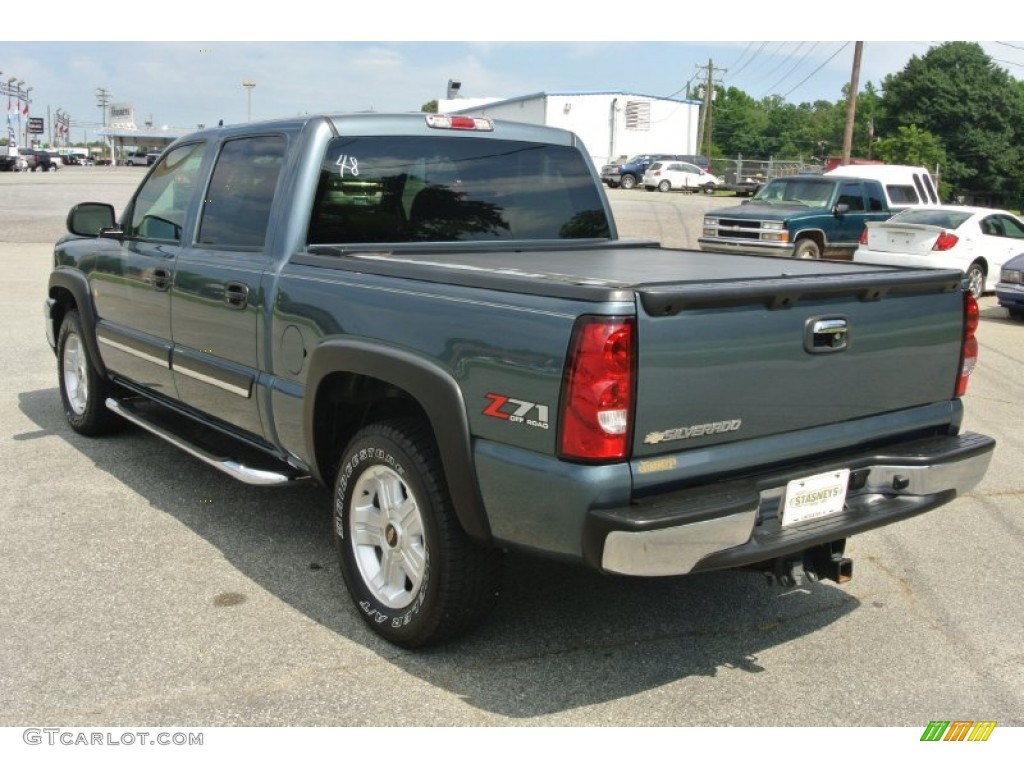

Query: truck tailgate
631;267;966;458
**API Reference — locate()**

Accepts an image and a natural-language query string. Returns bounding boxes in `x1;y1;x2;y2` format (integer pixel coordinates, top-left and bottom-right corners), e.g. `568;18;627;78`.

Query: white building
441;91;702;168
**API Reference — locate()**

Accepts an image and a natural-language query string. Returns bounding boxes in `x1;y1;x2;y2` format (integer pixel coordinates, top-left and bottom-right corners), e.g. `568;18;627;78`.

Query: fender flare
47;267;108;378
304;339;491;543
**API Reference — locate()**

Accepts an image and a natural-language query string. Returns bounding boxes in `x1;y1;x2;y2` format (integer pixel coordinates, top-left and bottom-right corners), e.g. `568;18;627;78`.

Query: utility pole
694;59;727;157
841;42;863;166
95;88;110;165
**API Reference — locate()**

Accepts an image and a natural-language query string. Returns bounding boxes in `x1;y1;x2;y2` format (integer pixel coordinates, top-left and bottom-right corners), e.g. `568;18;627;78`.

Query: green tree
873;124;951;197
878;42;1024;203
420;99;438;114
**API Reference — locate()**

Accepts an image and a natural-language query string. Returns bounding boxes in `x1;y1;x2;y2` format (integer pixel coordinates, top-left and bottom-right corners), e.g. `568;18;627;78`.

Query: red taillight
559;317;635;461
956;292;979;396
859;227;868;245
933;231;959;251
652;170;661;177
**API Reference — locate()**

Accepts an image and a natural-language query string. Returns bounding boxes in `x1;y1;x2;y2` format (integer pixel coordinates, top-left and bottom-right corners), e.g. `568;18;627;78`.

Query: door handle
151;268;172;291
224;282;250;309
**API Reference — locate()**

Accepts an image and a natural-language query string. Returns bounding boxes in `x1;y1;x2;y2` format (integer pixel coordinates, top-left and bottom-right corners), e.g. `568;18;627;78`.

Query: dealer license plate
781;469;850;527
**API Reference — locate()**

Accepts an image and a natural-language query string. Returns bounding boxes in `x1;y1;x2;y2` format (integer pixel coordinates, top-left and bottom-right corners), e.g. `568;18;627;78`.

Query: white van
824;164;940;211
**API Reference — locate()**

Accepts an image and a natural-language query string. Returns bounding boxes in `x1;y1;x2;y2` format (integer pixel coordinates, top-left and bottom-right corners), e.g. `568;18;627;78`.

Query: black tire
657;180;671;193
965;261;986;299
1008;307;1024;321
703;183;715;194
57;309;121;435
334;419;500;648
620;174;637;190
793;239;821;260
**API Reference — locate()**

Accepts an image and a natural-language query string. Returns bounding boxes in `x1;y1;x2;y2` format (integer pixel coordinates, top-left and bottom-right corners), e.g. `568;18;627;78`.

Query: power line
782;42;851;100
759;42;821;98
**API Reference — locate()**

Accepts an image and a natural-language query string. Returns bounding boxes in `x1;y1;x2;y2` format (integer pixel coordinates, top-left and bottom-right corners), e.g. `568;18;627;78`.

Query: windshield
753;178;835;207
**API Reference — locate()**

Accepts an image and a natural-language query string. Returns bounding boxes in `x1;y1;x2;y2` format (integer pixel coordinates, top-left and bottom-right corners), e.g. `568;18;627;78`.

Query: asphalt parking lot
1;168;1022;729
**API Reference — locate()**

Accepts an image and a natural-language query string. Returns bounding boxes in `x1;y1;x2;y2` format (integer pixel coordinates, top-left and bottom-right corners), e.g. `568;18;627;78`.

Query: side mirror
833;203;850;217
67;202;118;237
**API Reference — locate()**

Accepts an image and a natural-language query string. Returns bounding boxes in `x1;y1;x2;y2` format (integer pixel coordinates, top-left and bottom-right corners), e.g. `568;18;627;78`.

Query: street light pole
243;80;256;122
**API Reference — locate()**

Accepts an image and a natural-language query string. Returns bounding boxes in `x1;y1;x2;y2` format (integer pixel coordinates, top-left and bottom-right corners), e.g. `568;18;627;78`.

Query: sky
4;3;1022;144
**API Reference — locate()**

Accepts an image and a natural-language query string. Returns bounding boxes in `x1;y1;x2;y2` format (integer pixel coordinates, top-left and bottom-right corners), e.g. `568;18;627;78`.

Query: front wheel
620;174;637;190
793;239;821;260
703;183;716;194
334;419;500;648
965;261;986;299
57;309;121;435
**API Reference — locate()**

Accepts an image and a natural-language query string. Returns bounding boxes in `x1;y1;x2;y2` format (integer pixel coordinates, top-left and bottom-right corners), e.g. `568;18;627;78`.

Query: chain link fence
712;156;822;195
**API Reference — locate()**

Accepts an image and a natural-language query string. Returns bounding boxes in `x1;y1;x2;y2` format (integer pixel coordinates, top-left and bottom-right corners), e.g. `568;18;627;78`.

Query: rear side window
866;184;885;211
198;135;286;249
886;185;920;205
308;136;611;245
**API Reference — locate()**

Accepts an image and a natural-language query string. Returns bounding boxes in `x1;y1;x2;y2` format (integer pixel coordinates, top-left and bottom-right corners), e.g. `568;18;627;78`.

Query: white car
643;161;722;194
853;206;1024;297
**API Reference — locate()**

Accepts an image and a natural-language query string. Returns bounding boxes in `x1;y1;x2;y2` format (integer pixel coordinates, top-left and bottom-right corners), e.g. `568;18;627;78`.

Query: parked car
0;153;29;172
145;151;161;166
123;151;149;166
700;175;893;260
995;251;1024;320
34;150;59;172
853;206;1024;297
600;153;678;189
675;153;711;172
643;161;722;194
18;148;38;171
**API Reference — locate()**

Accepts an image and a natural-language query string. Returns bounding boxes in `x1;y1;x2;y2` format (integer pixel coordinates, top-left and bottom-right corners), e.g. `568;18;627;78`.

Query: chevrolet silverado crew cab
699;174;894;260
45;113;994;648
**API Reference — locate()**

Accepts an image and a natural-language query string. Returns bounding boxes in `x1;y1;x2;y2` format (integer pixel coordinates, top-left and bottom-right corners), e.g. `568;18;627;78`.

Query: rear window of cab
308;136;611;244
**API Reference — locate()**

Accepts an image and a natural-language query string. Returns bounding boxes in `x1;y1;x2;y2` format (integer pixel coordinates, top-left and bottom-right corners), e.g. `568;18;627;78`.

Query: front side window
127;142;207;242
308;136;611;245
837;182;866;212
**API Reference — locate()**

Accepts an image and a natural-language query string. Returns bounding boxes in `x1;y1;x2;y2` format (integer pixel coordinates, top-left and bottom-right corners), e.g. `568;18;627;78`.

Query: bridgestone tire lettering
333;418;501;648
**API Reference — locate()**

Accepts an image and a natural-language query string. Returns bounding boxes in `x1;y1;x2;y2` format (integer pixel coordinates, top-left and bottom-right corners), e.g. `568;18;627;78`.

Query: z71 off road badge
482;393;550;430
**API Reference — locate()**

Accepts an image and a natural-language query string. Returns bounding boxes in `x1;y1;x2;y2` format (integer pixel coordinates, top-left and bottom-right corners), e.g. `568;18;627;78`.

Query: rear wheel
965;261;986;298
334;419;500;648
657;180;671;193
703;183;716;194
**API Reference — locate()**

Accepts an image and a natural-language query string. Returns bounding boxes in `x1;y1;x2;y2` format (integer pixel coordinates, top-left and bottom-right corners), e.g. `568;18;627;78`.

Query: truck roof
173;112;583;148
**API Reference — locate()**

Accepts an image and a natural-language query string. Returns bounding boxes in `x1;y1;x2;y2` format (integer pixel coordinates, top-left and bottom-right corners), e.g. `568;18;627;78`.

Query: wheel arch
47;268;107;377
304;339;491;543
793;229;826;250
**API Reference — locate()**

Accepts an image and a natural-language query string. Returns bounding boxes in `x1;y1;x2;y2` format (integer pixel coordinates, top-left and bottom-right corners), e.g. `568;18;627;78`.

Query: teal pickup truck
699;174;893;260
45;113;994;647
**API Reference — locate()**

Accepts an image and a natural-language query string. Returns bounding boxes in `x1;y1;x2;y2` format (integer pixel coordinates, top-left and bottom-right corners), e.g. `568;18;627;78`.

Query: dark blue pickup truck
699;174;893;260
45;113;994;647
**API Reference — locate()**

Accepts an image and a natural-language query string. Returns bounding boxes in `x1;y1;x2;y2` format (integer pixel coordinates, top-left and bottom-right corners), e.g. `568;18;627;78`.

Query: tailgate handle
805;317;849;354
